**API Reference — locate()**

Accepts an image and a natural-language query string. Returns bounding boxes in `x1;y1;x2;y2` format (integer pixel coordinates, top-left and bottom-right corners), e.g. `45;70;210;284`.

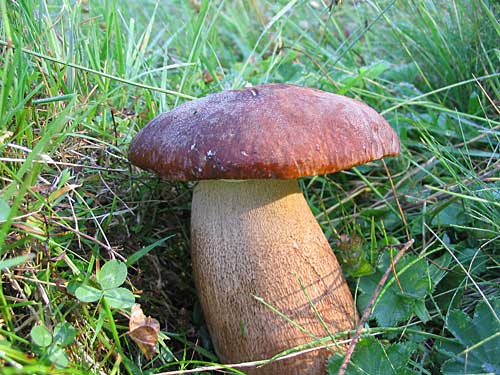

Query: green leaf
358;253;431;326
66;280;80;295
360;60;391;80
382;62;418;84
431;202;467;226
126;235;174;266
414;301;431;323
349;261;374;277
103;287;135;309
53;322;76;347
48;346;69;368
428;252;452;286
96;260;127;289
0;254;34;271
31;325;52;347
441;299;500;374
277;61;303;82
455;247;488;276
0;197;10;221
328;336;415;374
74;284;103;303
335;234;374;277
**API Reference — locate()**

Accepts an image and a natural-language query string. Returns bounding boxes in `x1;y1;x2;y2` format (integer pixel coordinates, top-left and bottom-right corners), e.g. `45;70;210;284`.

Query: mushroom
128;84;400;374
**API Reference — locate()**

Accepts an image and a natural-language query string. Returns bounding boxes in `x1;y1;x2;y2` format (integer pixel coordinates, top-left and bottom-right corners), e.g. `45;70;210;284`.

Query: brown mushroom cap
128;83;400;180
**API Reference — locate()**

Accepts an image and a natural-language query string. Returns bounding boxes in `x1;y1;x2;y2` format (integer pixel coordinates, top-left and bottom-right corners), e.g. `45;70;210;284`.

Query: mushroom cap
128;84;400;180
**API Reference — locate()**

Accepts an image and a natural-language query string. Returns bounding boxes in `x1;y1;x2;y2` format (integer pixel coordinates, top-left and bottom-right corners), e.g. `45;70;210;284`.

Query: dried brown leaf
128;304;160;359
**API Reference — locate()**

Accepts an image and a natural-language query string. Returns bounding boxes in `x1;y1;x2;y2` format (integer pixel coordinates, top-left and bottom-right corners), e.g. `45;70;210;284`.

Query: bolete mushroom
128;84;400;374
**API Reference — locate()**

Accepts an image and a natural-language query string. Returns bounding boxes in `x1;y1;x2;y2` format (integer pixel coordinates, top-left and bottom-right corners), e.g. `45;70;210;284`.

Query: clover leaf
97;260;127;289
104;287;136;309
53;322;77;347
30;322;76;368
74;284;103;303
31;325;52;347
74;259;134;309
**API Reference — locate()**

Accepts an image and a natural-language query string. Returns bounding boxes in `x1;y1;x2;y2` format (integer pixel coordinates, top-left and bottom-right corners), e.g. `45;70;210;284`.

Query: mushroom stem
191;179;356;375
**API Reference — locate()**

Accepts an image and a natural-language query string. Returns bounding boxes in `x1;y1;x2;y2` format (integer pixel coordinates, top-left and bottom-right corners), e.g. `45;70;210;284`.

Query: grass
0;0;499;374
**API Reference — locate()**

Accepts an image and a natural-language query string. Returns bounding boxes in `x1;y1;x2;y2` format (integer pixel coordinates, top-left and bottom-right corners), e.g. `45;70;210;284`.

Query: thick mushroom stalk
191;179;356;374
